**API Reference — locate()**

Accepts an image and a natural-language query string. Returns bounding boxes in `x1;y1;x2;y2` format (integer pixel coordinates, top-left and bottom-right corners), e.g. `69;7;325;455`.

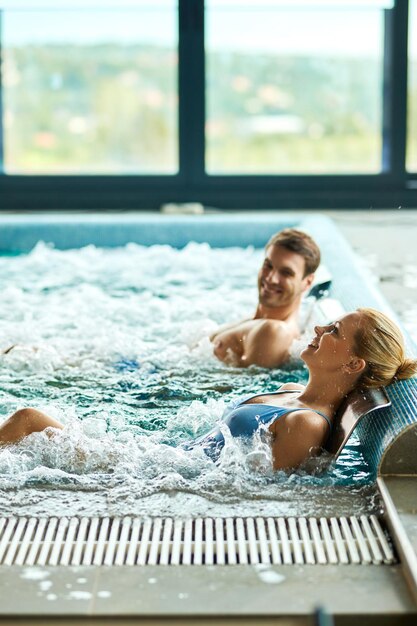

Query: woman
1;308;416;471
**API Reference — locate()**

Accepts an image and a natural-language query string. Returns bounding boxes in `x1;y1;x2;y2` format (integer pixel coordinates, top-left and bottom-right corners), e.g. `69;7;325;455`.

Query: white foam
0;242;373;517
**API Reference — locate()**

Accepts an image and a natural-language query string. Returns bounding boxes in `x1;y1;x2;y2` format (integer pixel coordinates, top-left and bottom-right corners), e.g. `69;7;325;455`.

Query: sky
1;0;415;58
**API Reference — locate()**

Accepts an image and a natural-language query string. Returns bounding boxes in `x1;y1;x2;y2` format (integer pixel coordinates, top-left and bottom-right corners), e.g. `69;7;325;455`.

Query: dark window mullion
382;0;408;180
0;10;4;172
178;0;205;184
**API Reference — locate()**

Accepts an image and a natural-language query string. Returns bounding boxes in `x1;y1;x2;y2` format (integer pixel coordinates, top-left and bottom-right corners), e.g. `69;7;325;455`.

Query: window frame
0;0;416;210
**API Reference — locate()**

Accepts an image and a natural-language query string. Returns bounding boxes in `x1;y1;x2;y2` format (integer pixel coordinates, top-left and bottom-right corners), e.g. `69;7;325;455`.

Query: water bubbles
39;580;53;591
0;242;374;518
253;564;286;585
20;568;50;581
68;591;92;601
245;450;271;472
46;593;57;601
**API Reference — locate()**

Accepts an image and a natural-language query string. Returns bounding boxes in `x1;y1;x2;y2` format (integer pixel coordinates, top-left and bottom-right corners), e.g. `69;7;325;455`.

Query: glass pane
407;0;417;172
206;1;388;174
2;1;178;174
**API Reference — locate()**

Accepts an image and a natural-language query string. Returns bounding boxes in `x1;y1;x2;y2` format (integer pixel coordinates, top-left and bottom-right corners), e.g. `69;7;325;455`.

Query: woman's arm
0;408;63;445
270;411;327;471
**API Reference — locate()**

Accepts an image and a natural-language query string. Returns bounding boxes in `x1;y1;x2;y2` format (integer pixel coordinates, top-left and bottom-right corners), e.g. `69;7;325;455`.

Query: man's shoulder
250;318;296;340
241;318;297;367
214;317;284;335
210;317;253;340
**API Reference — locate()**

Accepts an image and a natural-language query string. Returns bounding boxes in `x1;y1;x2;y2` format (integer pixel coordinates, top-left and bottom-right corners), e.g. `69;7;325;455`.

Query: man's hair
266;228;320;277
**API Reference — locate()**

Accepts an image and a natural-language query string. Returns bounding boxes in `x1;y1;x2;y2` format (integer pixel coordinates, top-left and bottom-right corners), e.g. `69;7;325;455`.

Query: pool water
0;242;378;517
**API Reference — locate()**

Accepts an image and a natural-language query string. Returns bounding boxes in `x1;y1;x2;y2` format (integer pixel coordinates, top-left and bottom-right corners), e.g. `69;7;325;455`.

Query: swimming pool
0;212;416;519
0;227;377;519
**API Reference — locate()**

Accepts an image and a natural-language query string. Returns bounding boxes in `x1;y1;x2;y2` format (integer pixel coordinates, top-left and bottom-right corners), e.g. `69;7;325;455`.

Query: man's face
258;245;314;308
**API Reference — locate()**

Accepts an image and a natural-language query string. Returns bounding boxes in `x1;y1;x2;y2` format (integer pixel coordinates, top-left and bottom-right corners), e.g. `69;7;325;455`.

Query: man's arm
210;318;251;342
238;320;294;368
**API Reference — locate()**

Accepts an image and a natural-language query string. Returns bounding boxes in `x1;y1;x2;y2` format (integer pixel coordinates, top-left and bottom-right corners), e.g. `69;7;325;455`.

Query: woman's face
301;311;363;372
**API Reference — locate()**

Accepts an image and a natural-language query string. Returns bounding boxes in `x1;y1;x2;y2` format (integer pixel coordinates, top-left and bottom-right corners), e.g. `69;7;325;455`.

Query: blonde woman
1;308;416;472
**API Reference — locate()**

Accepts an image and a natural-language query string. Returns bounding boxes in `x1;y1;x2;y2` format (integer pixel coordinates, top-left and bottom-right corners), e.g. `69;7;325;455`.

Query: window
2;0;178;174
206;0;389;174
407;0;417;172
0;1;415;209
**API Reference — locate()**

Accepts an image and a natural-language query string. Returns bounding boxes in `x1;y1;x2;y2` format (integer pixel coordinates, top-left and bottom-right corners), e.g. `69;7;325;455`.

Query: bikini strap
278;406;332;431
237;388;301;405
277;389;332;430
309;409;332;430
240;389;332;430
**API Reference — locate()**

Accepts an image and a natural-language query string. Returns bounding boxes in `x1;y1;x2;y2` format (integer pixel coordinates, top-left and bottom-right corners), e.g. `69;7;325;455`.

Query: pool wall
1;211;416;476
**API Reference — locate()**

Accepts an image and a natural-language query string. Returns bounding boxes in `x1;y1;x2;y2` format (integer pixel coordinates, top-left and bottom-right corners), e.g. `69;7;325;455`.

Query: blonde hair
355;308;417;388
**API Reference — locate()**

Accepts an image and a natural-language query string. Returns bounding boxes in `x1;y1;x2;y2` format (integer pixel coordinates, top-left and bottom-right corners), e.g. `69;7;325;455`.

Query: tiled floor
323;209;417;343
0;561;415;618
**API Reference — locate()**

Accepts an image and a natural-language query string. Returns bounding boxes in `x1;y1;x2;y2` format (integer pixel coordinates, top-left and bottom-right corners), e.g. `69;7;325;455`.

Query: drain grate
0;515;395;566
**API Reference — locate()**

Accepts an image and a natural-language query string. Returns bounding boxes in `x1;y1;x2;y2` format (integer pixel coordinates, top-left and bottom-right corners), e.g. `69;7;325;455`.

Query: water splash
0;242;376;516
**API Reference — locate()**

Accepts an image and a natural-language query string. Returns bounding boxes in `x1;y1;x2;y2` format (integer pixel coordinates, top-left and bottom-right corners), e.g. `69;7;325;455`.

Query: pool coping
0;561;415;618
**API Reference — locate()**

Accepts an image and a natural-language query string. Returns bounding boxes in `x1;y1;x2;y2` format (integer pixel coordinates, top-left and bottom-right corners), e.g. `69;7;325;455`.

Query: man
210;228;320;368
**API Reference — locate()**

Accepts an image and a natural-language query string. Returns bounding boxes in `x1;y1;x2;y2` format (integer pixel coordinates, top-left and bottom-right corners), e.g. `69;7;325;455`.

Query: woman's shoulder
278;382;305;391
280;408;329;441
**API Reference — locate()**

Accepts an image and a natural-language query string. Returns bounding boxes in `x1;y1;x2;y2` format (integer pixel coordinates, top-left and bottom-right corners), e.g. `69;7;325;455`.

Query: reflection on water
0;242;377;517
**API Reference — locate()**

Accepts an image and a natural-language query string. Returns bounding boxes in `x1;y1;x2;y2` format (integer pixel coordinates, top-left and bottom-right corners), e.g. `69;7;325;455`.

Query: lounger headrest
325;386;391;458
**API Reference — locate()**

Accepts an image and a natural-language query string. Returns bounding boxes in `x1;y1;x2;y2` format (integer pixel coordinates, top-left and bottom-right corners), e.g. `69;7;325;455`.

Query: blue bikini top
185;388;332;460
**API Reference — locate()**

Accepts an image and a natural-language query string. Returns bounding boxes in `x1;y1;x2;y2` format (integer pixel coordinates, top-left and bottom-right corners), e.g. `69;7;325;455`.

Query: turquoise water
0;242;376;517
